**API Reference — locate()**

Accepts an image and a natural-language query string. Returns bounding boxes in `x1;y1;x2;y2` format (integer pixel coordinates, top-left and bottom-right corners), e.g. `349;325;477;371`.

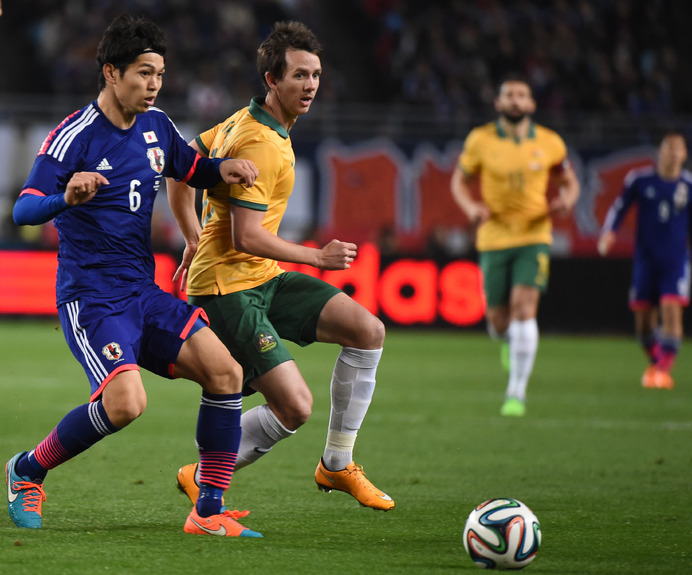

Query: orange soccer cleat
176;463;200;504
315;459;395;511
641;366;674;389
184;507;262;538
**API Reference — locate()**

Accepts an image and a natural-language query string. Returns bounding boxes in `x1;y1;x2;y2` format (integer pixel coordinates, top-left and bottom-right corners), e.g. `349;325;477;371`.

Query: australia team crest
255;332;277;353
147;147;165;173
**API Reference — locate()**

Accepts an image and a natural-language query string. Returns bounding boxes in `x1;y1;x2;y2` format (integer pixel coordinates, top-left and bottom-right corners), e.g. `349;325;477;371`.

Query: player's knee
208;359;243;395
369;316;386;348
105;394;147;428
284;409;311;431
275;395;312;431
289;396;313;429
227;359;243;386
353;314;385;349
487;311;509;335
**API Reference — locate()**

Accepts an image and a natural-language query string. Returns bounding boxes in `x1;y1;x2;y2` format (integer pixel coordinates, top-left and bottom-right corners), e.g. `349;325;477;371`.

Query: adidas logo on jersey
96;158;113;171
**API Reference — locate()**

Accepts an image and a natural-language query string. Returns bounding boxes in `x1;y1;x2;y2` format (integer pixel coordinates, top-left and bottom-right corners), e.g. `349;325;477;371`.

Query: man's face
273;49;321;118
113;52;165;116
494;81;536;124
659;135;688;171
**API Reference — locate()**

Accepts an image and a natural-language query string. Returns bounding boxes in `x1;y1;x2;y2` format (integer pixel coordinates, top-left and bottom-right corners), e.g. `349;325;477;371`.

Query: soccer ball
462;498;541;570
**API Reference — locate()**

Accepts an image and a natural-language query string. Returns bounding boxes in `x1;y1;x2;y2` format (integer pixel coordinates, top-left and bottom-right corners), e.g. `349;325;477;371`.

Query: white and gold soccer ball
463;498;542;570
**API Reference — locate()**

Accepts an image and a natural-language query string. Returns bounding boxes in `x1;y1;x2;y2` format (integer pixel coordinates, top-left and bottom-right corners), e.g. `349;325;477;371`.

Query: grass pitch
1;319;690;574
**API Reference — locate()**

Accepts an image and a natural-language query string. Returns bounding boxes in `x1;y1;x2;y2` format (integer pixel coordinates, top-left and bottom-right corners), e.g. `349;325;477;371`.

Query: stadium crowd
364;0;684;116
0;0;689;252
1;0;688;117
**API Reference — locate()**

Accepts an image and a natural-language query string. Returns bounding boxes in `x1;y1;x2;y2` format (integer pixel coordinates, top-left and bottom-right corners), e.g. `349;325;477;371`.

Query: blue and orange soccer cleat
6;452;46;529
176;463;249;519
183;507;262;538
315;459;395;511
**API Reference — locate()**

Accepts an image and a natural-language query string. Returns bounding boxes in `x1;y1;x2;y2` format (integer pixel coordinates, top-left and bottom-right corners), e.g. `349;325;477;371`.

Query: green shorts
479;244;550;308
189;271;341;393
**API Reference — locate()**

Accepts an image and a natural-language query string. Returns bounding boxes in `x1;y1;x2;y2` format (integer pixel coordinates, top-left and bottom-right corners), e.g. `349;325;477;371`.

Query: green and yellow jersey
458;120;567;251
187;97;295;295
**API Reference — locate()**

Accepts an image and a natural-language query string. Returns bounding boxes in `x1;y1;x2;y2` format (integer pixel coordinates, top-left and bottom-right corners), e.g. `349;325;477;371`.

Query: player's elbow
232;233;250;254
13;210;27;226
232;231;260;255
13;198;34;226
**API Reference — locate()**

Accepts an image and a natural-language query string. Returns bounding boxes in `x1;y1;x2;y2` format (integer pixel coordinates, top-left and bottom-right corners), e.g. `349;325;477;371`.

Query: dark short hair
256;21;322;92
660;130;686;146
497;73;532;96
96;14;166;91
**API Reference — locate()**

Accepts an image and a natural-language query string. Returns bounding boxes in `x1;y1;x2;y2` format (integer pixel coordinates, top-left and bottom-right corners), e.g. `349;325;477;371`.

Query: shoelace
346;465;389;498
194;509;246;531
222;509;250;519
347;464;371;485
13;481;47;513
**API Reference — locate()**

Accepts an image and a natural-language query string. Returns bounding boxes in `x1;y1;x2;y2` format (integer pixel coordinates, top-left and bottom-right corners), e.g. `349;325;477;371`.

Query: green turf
1;319;691;574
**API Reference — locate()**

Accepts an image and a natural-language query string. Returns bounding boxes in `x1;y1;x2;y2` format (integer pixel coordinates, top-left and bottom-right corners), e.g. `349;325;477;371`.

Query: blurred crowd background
2;0;692;330
1;0;691;256
1;0;690;119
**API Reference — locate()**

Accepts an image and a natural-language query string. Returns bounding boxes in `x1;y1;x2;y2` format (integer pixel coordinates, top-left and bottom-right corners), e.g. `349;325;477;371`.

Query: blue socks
16;401;117;482
195;391;242;517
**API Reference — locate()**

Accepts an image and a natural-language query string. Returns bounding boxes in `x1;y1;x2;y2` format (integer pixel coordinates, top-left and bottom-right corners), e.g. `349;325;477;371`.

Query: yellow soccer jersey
458;121;567;251
186;97;295;295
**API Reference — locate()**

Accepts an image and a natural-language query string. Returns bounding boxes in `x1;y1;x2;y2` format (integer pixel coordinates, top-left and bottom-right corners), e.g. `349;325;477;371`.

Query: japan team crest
674;182;688;211
147;147;165;173
102;342;123;361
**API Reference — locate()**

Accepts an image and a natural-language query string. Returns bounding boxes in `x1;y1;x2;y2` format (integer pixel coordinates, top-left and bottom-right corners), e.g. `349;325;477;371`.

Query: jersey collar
249;96;290;139
495;119;536;142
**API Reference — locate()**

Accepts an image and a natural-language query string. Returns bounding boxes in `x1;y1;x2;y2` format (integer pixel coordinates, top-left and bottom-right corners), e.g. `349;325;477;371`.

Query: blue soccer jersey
603;166;692;305
603;166;692;262
18;101;218;305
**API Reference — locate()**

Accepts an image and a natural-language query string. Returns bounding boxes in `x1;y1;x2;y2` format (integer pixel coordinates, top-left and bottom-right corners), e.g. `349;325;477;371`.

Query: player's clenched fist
220;158;259;187
64;172;110;206
319;239;358;270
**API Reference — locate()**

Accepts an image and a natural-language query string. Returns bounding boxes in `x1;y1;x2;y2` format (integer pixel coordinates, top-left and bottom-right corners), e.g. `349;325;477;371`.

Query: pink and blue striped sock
16;401;118;482
195;391;242;517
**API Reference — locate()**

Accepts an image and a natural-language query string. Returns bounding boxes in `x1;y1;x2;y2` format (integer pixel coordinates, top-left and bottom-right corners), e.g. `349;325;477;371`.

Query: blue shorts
630;255;691;310
58;283;208;401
